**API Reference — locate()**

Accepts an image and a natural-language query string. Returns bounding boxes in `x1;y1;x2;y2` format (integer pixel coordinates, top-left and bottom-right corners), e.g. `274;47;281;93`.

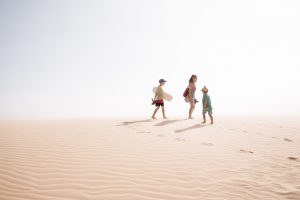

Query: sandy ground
0;116;300;200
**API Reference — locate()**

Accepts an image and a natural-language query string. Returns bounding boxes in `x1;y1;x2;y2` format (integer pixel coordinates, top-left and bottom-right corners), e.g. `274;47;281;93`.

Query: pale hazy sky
1;0;300;119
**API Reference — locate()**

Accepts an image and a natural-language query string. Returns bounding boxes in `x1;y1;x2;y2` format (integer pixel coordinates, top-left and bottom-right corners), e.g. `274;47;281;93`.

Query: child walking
152;79;167;119
201;86;213;124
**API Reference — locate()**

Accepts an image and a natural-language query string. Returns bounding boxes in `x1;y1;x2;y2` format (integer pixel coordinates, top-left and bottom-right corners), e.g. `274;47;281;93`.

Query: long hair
189;74;197;83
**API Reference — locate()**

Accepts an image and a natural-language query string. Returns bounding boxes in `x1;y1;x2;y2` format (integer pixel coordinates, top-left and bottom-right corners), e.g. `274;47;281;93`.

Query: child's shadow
175;124;206;133
154;119;187;127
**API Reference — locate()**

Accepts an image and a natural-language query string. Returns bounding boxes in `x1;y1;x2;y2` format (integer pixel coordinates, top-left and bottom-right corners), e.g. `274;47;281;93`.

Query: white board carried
152;87;173;101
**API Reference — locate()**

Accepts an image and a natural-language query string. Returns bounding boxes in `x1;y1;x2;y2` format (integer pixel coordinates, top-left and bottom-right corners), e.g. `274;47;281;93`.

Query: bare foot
151;116;157;119
188;117;193;119
163;117;168;119
201;121;206;124
210;122;214;124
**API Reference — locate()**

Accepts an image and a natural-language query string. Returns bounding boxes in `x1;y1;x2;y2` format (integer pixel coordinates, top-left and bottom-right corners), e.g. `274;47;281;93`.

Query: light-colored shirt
156;86;164;100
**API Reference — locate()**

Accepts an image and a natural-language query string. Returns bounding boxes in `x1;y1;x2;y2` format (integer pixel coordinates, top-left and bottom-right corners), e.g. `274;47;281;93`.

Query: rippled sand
1;116;300;200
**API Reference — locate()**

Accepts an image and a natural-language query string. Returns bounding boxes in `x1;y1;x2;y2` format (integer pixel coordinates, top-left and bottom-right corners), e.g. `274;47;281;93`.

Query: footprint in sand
229;128;236;131
271;136;279;139
137;131;151;134
175;138;185;142
157;134;165;137
243;130;247;133
202;142;213;146
127;125;135;129
239;149;254;154
256;132;263;135
288;157;299;162
284;138;293;142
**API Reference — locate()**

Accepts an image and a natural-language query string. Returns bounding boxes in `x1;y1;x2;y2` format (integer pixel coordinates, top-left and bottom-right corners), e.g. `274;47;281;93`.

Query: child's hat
201;86;208;92
159;79;167;83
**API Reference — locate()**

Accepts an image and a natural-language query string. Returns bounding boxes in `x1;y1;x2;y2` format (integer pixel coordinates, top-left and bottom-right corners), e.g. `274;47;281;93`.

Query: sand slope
0;116;300;200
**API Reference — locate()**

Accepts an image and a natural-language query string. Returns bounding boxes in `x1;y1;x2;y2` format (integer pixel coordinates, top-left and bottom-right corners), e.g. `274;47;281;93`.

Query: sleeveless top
189;83;196;98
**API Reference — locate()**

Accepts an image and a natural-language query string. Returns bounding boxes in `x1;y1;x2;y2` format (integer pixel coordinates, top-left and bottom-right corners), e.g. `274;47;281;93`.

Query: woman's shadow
117;119;187;127
154;119;187;127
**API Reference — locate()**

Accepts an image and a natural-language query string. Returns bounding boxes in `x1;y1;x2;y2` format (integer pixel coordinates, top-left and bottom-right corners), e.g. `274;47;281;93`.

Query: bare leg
209;113;213;124
188;100;195;119
152;107;159;119
202;113;206;123
162;107;167;119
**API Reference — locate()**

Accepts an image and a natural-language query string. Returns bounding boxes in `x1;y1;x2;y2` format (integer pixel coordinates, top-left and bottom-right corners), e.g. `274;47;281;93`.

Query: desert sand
0;116;300;200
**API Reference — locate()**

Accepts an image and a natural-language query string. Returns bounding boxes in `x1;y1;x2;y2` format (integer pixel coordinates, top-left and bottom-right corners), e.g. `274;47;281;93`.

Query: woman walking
187;74;197;119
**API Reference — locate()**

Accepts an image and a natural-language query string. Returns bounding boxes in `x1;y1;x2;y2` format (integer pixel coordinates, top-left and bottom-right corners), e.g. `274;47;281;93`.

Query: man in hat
152;79;167;119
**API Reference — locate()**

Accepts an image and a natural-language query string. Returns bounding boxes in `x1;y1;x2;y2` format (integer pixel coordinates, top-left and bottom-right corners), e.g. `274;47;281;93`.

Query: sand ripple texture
1;117;300;200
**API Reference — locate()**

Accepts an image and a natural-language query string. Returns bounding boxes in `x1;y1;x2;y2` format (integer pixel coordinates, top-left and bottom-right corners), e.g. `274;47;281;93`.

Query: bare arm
154;92;158;100
154;87;159;99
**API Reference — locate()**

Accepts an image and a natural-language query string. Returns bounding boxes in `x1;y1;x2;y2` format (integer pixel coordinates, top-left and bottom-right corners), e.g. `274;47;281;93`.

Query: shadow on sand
154;119;188;127
117;119;153;126
175;123;207;133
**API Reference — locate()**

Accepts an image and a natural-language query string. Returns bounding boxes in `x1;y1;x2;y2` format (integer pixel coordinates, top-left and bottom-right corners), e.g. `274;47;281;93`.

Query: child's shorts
202;107;213;115
155;99;164;107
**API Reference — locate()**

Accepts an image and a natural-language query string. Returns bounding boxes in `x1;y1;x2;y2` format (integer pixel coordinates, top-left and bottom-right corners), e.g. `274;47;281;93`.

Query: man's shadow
117;119;153;126
175;123;207;133
117;118;187;127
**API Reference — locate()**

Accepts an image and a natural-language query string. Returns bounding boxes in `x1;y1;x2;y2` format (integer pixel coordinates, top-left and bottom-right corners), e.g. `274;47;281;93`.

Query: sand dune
0;116;300;200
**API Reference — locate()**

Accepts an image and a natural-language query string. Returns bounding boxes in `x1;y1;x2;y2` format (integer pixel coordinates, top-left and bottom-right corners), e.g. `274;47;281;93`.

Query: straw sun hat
201;86;208;92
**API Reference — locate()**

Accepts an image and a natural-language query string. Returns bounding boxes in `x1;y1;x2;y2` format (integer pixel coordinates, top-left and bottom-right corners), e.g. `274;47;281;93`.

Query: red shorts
155;99;164;107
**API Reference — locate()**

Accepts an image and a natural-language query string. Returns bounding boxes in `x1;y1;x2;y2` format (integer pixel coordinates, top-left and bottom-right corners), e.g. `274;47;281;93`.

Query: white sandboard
152;87;173;101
